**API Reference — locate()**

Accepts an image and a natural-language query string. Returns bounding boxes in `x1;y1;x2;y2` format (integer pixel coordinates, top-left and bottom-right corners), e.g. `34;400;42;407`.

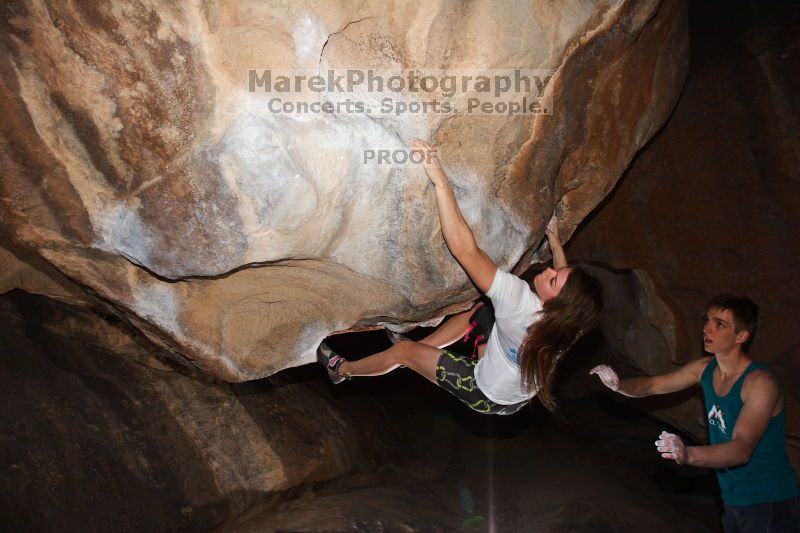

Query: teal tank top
700;359;799;506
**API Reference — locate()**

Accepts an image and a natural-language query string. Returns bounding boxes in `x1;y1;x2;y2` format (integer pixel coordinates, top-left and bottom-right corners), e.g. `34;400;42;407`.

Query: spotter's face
702;308;748;355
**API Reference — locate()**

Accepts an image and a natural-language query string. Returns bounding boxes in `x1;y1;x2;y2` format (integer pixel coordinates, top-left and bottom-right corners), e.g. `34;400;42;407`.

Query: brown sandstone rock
0;0;689;380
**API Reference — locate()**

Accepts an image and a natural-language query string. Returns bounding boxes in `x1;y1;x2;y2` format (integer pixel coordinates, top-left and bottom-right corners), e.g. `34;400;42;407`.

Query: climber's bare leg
338;341;441;384
418;302;484;348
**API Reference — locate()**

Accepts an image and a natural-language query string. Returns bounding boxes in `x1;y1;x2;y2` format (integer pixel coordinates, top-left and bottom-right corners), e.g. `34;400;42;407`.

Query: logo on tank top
708;405;727;434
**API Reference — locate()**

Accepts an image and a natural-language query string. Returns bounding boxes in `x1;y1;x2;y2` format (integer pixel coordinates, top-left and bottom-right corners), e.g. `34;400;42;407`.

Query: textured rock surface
0;0;689;380
0;291;454;532
568;0;800;465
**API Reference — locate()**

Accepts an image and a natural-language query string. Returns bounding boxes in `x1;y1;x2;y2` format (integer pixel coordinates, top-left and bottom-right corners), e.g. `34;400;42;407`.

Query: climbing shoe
317;342;349;384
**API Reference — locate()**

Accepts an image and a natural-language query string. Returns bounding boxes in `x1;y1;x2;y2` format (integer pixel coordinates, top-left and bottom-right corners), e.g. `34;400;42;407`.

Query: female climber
317;138;603;414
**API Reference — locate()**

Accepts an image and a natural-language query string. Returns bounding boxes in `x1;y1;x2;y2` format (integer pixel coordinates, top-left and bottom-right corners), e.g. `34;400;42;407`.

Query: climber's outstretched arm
411;138;497;293
545;215;568;269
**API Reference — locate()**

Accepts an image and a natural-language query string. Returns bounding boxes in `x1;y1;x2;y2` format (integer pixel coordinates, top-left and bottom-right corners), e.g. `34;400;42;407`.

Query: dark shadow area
0;291;456;532
0;290;224;532
0;288;718;532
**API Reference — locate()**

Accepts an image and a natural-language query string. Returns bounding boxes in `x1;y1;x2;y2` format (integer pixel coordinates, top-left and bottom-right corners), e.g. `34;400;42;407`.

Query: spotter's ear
735;329;750;345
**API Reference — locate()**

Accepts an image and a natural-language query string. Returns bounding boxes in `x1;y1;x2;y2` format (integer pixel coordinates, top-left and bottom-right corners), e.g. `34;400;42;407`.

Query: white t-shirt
474;269;543;404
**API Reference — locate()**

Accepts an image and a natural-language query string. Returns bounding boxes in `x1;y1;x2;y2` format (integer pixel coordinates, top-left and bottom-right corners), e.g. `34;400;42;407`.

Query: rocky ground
221;391;720;533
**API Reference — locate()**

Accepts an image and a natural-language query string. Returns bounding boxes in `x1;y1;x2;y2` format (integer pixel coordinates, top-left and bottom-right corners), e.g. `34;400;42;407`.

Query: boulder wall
0;0;689;380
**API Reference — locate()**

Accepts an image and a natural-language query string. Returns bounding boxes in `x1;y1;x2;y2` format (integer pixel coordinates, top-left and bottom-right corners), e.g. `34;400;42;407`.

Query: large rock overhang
0;0;688;380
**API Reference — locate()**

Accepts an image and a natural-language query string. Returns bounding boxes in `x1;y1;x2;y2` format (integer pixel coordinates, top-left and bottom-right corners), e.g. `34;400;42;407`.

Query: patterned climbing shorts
435;350;527;415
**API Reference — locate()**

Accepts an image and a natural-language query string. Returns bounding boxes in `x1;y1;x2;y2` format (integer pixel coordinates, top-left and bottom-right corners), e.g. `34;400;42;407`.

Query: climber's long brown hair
519;267;603;411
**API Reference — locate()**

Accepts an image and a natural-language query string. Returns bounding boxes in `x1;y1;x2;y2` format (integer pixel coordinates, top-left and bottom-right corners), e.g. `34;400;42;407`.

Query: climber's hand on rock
589;364;621;392
545;214;560;242
410;138;445;185
656;431;687;464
